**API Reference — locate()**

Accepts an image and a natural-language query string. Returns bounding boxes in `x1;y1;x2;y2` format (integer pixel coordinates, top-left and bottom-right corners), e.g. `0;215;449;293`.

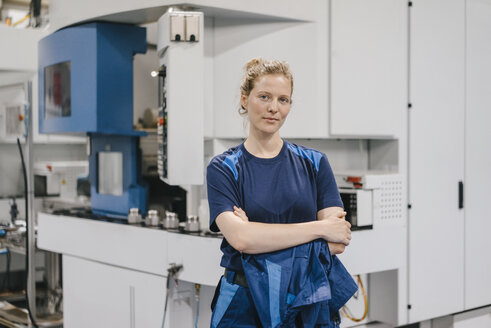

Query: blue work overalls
211;240;358;328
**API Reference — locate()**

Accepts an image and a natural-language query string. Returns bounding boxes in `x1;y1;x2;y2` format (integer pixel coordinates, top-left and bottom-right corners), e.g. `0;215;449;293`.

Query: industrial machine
335;171;404;230
38;13;205;219
38;22;149;218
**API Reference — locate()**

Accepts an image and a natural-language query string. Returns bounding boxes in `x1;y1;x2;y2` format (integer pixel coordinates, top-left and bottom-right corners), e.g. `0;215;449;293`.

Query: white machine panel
330;0;407;138
409;0;466;322
212;4;330;139
37;213;169;276
157;11;204;185
465;0;491;310
63;255;166;328
166;233;222;286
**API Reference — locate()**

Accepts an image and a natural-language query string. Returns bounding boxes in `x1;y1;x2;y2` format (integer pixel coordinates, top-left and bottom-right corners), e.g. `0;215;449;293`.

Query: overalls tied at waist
241;239;358;328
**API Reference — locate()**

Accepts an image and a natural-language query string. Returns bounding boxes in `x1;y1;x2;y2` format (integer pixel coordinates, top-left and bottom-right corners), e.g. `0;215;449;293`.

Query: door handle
458;181;464;209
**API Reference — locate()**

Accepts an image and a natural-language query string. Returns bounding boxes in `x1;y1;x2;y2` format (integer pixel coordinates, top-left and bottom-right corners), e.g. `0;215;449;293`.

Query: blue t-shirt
206;140;343;271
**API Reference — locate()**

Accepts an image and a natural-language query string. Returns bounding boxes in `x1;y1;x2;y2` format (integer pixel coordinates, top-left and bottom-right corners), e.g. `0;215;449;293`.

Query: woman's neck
244;131;284;159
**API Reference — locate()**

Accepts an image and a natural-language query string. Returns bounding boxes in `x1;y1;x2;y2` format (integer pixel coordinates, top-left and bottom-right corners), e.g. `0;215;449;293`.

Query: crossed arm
214;206;351;255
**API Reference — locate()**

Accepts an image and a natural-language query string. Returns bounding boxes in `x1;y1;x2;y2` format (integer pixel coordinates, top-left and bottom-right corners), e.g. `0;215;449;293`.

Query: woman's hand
328;242;346;255
233;206;249;222
317;207;351;252
319;214;352;246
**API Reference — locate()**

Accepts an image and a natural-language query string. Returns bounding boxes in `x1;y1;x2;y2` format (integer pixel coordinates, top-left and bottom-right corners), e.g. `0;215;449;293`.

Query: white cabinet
409;0;465;321
330;0;407;138
464;0;491;310
212;3;329;139
38;213;224;328
409;0;491;322
213;0;408;139
63;255;166;328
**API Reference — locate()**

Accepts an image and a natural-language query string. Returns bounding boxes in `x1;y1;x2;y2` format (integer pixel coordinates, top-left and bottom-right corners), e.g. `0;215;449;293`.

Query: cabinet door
330;0;407;137
212;1;329;139
465;0;491;310
63;256;166;328
409;0;465;322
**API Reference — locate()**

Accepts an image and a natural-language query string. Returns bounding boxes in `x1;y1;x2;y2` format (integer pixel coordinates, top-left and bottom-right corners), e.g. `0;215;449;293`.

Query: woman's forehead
253;74;292;93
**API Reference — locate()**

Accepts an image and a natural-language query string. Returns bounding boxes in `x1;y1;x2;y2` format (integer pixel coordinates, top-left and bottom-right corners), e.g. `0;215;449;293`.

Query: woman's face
241;74;292;137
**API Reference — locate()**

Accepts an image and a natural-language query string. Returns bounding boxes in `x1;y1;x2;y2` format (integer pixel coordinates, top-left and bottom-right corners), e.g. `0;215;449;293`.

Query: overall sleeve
206;158;241;232
316;153;344;211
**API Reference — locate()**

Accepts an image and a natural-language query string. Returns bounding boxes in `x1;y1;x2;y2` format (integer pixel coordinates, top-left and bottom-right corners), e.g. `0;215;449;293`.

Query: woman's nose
268;100;279;112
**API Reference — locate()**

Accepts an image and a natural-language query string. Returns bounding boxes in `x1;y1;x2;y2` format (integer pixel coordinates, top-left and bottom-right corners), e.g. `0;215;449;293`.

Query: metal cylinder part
185;215;200;232
163;211;179;229
146;209;160;226
127;208;142;224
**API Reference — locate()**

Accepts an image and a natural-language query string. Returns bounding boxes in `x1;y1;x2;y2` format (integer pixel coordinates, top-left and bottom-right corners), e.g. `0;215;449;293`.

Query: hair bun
245;58;263;71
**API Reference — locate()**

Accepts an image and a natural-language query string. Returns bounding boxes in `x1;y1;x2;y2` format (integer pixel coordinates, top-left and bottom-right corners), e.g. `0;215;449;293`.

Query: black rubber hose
7;249;11;291
17;138;39;328
30;0;41;18
1;249;10;292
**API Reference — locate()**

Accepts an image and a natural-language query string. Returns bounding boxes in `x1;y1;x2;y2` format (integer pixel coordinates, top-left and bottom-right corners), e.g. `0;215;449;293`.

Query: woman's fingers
322;216;352;245
233;206;249;221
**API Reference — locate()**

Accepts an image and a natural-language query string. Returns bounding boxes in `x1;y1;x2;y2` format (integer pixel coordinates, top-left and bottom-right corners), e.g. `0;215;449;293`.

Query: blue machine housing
38;22;149;218
38;22;146;134
89;134;148;218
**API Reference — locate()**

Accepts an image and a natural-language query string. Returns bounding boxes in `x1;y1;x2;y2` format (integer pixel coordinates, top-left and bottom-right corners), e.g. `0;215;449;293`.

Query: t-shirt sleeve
206;158;241;232
316;153;344;211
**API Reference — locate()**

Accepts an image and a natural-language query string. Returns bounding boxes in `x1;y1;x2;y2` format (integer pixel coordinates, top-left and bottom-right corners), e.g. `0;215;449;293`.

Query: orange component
46;164;52;172
18;114;24;121
159;118;164;126
346;176;362;183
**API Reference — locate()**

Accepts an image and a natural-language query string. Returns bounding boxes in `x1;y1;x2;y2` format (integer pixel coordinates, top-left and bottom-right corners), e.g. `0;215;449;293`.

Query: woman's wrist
305;220;325;240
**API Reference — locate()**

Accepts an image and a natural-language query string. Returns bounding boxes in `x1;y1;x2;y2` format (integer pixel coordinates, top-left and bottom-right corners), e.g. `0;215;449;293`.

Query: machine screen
44;61;71;118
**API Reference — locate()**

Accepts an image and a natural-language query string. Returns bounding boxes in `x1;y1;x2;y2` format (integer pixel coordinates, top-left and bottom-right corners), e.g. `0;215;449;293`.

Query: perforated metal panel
379;179;404;221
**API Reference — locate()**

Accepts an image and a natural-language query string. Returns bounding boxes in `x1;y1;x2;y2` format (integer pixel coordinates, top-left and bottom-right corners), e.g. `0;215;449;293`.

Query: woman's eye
280;98;290;104
259;95;269;100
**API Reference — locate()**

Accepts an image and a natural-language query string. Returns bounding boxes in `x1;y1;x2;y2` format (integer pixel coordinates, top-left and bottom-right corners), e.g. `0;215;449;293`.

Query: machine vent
379;179;404;221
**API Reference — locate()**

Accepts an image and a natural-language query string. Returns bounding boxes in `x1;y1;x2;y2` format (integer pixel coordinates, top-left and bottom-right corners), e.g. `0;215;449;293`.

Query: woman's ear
240;94;247;111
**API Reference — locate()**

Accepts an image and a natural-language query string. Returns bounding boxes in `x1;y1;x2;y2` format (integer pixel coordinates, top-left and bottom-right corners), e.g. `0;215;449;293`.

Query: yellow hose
13;14;31;27
341;275;368;322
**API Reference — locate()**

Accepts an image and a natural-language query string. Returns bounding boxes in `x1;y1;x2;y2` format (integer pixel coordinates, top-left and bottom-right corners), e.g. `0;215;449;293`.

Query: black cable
161;275;171;328
1;249;10;292
16;138;39;328
29;0;41;27
161;264;183;328
6;249;11;291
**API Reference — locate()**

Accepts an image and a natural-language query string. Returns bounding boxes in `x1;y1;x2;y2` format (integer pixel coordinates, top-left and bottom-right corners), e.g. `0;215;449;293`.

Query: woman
207;58;354;327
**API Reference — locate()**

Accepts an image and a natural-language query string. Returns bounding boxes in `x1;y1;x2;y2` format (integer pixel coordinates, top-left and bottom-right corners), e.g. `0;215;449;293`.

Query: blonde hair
239;58;293;115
